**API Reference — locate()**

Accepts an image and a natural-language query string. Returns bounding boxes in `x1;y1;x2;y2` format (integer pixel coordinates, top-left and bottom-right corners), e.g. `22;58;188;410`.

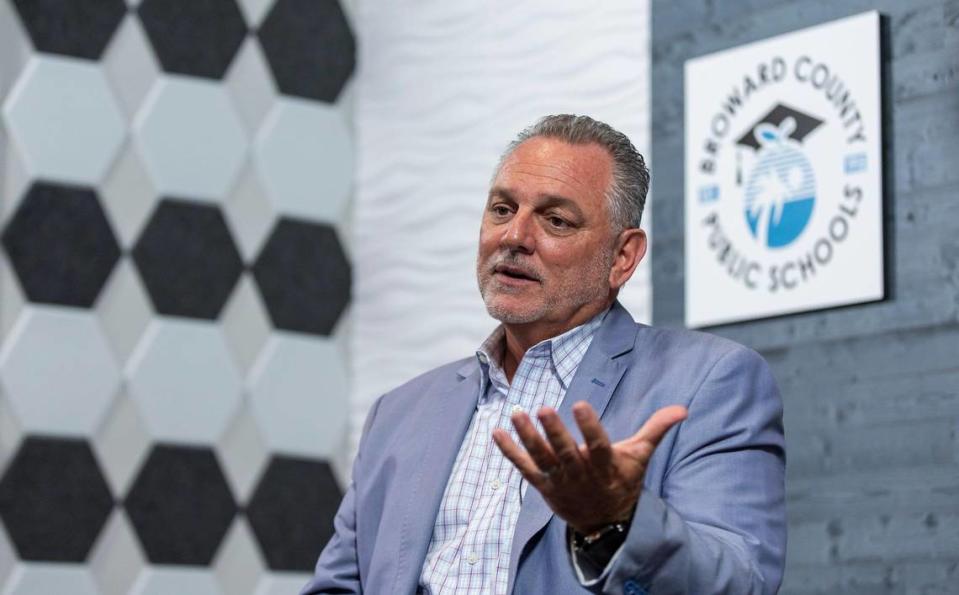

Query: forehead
493;137;612;209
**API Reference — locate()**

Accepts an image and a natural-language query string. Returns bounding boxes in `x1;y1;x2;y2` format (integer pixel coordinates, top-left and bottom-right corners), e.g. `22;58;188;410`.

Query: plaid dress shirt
418;309;607;595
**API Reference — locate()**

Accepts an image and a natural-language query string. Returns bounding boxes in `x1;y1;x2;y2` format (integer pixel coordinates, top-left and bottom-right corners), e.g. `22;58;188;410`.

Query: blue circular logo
743;118;816;248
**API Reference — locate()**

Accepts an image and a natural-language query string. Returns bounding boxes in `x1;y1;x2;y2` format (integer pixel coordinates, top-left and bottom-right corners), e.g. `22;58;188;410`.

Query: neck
500;299;612;382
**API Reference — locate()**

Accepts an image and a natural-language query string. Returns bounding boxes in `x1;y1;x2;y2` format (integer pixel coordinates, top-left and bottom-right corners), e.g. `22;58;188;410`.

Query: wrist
572;502;637;536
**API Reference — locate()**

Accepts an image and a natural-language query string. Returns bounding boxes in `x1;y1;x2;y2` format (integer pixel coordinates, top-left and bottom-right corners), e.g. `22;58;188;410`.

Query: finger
510;412;560;472
538;407;585;473
572;401;613;470
629;405;688;451
492;428;547;489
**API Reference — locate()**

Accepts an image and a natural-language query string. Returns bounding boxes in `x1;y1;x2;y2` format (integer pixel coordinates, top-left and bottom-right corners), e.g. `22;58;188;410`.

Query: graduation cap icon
734;103;824;185
735;103;824;151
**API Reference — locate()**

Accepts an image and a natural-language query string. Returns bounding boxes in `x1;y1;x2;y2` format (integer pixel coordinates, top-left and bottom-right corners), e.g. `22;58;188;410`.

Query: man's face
477;136;618;326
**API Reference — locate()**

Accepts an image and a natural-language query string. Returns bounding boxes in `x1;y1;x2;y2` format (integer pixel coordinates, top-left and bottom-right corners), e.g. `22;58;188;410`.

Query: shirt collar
476;307;609;393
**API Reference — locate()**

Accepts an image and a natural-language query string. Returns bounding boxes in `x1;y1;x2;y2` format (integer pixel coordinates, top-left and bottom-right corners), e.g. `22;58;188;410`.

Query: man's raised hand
492;401;688;534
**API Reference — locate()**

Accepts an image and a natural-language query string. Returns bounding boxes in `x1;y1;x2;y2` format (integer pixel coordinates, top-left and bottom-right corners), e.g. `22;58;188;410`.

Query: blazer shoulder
378;356;476;408
626;324;772;393
636;324;759;360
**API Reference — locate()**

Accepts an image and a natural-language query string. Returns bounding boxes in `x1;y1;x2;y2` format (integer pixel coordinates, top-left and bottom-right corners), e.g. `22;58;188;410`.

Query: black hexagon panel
0;0;355;590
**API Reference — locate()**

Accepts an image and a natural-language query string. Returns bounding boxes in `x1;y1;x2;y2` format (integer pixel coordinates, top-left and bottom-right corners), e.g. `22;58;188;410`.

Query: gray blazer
301;302;786;594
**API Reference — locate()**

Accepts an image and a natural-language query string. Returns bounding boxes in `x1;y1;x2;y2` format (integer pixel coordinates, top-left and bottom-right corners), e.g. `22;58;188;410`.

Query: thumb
630;405;688;449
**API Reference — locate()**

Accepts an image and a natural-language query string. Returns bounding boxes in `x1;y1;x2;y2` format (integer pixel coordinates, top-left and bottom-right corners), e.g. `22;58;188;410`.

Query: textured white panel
351;1;652;452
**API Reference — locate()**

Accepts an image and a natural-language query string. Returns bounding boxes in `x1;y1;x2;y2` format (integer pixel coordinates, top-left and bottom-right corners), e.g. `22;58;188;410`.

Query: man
302;115;786;594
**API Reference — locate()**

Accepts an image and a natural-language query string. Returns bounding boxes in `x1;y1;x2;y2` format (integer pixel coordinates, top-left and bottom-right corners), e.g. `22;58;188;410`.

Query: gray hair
495;114;649;230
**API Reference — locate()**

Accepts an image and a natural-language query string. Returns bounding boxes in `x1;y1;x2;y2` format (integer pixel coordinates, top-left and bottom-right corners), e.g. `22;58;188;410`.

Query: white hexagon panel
126;318;242;443
2;55;125;185
130;567;223;595
3;564;101;595
0;307;120;435
248;333;348;458
254;98;352;222
134;77;247;202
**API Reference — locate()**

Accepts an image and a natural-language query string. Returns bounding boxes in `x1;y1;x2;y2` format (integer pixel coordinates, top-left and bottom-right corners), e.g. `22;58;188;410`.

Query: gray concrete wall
649;1;959;593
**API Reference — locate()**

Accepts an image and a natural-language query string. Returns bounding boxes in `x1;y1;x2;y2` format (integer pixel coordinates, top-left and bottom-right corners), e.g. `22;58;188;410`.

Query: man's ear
609;228;646;289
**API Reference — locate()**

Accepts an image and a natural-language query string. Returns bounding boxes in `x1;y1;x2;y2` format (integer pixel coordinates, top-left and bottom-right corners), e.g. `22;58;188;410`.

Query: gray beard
477;248;614;324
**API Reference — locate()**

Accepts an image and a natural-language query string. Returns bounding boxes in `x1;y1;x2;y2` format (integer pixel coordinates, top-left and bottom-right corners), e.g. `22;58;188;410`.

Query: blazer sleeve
582;346;787;595
300;395;384;595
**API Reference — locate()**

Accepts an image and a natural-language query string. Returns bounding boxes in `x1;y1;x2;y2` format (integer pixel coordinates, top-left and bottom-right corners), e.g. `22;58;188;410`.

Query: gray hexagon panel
0;0;355;589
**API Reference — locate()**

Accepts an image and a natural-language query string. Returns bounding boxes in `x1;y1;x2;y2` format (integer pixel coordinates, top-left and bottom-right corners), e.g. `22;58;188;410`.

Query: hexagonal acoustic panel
2;565;102;595
125;444;237;565
0;437;114;562
252;218;350;336
258;0;355;102
2;56;126;185
138;0;248;80
134;78;248;201
126;318;243;443
245;456;341;571
12;0;127;60
254;99;352;222
133;199;243;320
2;181;121;308
248;334;348;457
0;307;121;435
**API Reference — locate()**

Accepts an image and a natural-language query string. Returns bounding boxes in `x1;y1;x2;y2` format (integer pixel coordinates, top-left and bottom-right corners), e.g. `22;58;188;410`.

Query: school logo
739;104;822;249
684;12;885;327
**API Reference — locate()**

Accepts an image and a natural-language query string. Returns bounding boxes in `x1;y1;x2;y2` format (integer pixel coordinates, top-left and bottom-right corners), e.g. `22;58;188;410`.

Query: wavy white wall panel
351;0;652;452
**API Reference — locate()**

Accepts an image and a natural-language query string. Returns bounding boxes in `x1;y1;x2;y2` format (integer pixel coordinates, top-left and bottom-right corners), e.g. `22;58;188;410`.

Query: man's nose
501;209;535;253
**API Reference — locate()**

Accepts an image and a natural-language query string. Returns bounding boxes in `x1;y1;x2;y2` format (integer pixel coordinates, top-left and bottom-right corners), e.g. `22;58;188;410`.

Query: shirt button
490;478;502;491
511;405;523;415
466;552;478;565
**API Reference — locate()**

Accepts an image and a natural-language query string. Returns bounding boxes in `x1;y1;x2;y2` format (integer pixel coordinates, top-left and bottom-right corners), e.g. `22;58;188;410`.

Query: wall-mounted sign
684;11;884;327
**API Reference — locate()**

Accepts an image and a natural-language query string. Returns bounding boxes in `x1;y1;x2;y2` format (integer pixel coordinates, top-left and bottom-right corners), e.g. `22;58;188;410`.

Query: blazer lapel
506;302;639;594
389;359;482;594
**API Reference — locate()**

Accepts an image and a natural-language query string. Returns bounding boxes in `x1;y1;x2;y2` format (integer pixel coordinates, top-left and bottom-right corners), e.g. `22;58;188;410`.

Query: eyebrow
488;187;586;220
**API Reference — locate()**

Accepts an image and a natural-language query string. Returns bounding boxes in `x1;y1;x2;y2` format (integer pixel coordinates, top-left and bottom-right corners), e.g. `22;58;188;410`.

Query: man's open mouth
493;265;540;282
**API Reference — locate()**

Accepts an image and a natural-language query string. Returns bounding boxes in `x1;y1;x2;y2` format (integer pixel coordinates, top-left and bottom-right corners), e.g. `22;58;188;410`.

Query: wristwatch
570;520;631;569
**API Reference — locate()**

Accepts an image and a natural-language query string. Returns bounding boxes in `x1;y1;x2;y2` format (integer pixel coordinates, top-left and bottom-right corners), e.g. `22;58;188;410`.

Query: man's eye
491;205;511;216
547;216;570;229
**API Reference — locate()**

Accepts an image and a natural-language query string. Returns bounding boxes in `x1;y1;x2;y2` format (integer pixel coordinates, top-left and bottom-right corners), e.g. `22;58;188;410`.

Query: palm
493;402;687;533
